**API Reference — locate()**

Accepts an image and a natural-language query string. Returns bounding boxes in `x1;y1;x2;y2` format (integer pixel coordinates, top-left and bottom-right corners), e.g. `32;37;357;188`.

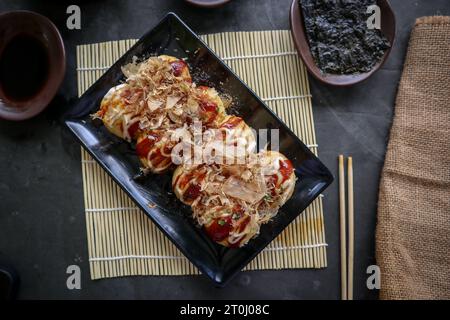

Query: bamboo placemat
76;31;327;280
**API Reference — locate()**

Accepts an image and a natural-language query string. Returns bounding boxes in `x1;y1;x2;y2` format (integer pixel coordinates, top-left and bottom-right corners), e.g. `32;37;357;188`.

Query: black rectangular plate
65;12;333;286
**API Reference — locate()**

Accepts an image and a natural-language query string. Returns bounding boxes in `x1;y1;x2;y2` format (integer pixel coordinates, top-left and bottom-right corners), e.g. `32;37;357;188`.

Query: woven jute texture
76;30;328;279
376;16;450;300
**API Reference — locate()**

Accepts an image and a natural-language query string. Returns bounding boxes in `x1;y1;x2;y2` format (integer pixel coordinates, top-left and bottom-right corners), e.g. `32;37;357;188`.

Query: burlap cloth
376;16;450;300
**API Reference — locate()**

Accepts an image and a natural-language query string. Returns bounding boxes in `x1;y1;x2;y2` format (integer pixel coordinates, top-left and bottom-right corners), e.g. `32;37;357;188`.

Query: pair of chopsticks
338;155;354;300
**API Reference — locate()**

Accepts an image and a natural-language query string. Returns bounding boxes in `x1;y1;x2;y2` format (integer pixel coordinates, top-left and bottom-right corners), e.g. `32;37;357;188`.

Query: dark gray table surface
0;0;449;300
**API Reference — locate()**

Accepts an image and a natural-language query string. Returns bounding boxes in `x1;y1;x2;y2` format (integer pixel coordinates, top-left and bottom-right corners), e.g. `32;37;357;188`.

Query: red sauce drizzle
149;148;162;161
223;216;251;248
163;144;173;155
197;85;209;91
147;148;172;169
179;172;194;189
279;159;294;183
205;216;232;242
97;105;107;118
199;100;218;124
183;183;201;203
127;122;140;138
171;60;187;77
135;133;160;158
200;100;218;113
269;159;294;191
233;204;245;215
173;174;180;188
237;216;250;233
221;116;242;129
120;88;131;100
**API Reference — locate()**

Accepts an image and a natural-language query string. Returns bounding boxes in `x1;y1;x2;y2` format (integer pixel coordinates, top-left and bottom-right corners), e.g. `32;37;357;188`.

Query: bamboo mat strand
76;31;327;279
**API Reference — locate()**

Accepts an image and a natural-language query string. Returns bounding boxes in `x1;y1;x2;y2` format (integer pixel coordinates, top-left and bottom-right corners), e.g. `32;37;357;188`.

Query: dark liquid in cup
0;34;49;102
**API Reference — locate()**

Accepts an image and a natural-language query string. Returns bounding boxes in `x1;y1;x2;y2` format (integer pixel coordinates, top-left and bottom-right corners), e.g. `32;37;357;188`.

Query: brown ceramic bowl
0;11;65;121
184;0;232;8
290;0;395;86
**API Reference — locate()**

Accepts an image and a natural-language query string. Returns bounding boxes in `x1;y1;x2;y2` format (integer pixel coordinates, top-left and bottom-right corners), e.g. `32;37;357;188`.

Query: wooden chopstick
338;155;355;300
338;155;347;300
347;157;354;300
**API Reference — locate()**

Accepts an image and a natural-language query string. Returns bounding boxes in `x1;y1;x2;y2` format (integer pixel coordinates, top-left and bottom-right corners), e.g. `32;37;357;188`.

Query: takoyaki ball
158;55;192;82
95;84;142;141
136;130;176;174
172;165;207;206
259;151;296;209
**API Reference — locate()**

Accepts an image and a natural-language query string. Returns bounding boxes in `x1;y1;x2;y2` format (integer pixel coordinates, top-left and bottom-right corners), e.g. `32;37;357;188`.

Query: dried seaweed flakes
300;0;390;75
